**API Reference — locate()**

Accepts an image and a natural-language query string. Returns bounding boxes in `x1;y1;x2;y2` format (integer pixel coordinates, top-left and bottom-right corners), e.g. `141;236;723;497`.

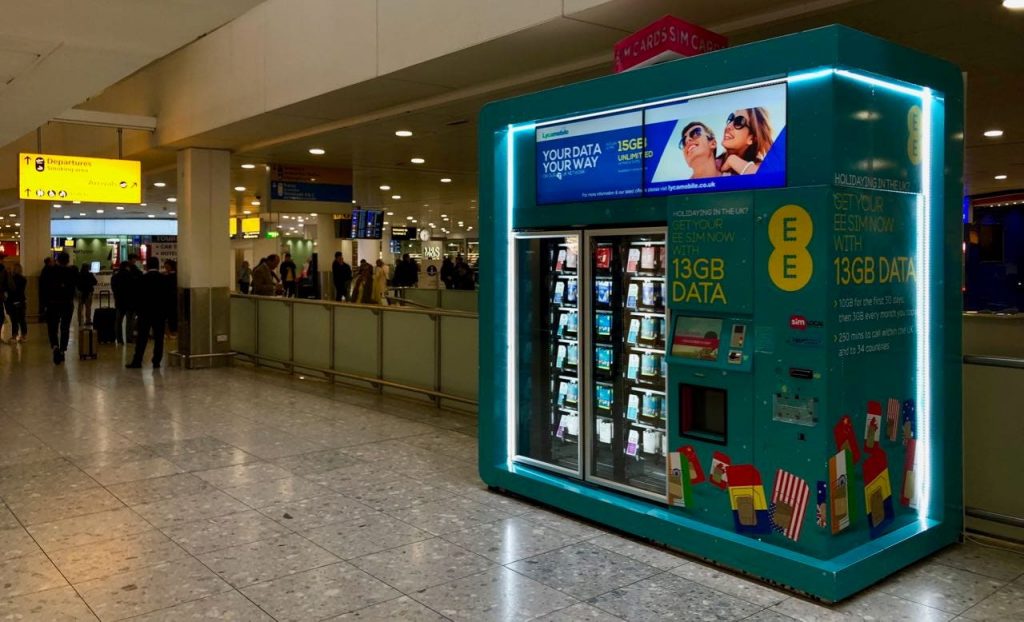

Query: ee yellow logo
907;105;922;166
768;204;813;292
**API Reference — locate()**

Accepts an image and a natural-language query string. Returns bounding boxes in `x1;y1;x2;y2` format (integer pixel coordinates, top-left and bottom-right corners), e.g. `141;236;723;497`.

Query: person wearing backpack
39;252;77;364
76;263;98;326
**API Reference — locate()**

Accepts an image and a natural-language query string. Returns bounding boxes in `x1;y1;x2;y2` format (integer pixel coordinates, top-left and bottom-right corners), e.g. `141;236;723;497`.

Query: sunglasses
726;113;749;130
678;126;711;149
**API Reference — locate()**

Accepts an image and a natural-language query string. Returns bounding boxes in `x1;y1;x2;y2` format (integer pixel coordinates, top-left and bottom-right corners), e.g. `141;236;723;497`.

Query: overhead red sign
614;15;727;73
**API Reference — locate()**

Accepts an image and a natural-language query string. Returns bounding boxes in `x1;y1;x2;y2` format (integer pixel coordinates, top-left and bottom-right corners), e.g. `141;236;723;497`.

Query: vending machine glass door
512;232;583;477
585;229;668;499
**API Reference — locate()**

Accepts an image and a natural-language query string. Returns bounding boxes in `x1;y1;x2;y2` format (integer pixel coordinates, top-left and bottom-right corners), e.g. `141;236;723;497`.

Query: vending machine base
487;465;956;602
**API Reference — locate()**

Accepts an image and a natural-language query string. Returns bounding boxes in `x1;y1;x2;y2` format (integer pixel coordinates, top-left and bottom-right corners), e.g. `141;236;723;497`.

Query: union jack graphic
770;469;810;541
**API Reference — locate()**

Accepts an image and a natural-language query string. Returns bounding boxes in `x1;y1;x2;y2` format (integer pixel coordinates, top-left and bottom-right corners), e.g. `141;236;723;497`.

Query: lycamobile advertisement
536;111;644;204
645;83;787;195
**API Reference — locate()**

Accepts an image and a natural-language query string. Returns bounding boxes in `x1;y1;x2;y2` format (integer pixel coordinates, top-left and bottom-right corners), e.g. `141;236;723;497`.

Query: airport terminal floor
0;334;1019;621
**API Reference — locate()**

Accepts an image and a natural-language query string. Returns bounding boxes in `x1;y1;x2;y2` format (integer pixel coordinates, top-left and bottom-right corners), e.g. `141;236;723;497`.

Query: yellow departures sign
19;153;141;204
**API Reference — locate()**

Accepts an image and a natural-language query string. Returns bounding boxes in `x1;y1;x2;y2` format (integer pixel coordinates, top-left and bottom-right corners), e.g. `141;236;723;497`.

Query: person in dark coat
440;256;455;289
126;257;174;369
280;253;297;298
111;259;140;344
6;263;27;342
331;252;352;301
39;251;77;364
76;263;97;326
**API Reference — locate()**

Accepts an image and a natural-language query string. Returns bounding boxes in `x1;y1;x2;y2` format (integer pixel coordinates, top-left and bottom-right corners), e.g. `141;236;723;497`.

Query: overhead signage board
614;15;727;73
535;82;786;205
390;226;417;240
241;217;261;238
269;178;354;216
351;209;383;239
270;164;352;185
229;218;238;237
19;153;141;204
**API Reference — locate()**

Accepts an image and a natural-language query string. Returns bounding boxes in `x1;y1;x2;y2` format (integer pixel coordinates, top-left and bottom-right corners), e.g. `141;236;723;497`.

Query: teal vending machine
478;25;963;601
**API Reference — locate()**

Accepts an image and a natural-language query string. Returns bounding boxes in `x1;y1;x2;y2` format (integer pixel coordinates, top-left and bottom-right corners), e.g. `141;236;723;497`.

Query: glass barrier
229;294;477;410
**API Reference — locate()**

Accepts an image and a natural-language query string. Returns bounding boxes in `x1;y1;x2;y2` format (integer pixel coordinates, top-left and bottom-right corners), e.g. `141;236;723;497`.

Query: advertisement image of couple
679;108;774;180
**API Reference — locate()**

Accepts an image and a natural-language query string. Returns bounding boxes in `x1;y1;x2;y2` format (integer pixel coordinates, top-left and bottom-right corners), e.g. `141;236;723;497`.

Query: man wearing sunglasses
678;122;722;180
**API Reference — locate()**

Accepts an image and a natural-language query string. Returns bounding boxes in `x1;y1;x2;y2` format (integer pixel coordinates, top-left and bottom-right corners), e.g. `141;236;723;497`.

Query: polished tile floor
1;333;1022;621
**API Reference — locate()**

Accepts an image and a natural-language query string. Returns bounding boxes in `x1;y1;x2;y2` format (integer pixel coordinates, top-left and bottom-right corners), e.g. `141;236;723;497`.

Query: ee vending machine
478;26;963;601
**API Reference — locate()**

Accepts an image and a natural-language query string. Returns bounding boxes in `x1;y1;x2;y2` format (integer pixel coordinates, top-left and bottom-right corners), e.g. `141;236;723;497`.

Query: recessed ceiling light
383;221;390;225
309;213;316;216
351;200;356;204
395;130;413;137
53;204;61;208
153;182;166;188
308;148;326;155
251;200;260;206
73;201;80;204
406;216;414;220
116;206;125;211
140;203;147;207
169;212;176;216
995;174;1008;180
234;186;246;192
391;195;401;200
440;178;452;183
386;211;394;216
63;215;70;219
96;209;104;214
167;197;177;203
410;158;425;164
379;185;391;190
241;163;256;169
79;212;86;216
147;214;155;219
411;219;417;223
984;129;1004;138
1004;0;1024;9
243;210;252;215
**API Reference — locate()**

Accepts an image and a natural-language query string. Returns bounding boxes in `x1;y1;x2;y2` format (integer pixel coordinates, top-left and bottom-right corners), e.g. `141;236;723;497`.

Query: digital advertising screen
644;83;787;196
536;111;644;205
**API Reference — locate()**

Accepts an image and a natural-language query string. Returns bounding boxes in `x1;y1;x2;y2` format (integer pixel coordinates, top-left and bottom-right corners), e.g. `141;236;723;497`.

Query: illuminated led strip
505;70;937;525
506;122;534;467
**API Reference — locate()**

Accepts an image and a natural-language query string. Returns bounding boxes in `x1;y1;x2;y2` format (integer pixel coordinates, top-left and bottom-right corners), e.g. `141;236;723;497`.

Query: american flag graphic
770;469;810;541
886;398;900;442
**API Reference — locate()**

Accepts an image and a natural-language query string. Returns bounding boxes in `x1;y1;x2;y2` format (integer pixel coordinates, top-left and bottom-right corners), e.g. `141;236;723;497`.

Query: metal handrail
229;292;477;319
384;295;433;309
230;293;478;406
962;355;1024;370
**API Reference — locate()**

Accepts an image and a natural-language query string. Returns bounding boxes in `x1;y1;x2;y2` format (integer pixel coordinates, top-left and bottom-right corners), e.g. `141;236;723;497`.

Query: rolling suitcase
78;326;98;360
92;290;117;344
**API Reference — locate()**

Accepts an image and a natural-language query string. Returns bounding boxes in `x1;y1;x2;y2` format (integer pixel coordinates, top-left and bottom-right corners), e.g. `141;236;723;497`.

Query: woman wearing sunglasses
717;107;774;176
678;122;722;180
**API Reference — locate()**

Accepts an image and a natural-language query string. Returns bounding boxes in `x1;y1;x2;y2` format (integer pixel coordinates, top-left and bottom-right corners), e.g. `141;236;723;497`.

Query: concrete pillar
177;148;231;368
356;240;380;266
19;200;50;321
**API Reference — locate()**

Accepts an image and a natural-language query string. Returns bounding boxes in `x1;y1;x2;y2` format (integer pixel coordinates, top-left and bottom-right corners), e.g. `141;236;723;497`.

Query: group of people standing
440;255;476;290
24;252;177;367
332;253;389;304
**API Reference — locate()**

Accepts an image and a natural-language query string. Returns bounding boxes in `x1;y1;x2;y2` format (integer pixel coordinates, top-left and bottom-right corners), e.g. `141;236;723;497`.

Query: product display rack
587;231;668;499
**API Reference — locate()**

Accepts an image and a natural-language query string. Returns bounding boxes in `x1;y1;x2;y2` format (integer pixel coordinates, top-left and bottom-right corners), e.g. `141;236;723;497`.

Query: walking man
126;257;173;369
39;251;77;364
331;252;352;301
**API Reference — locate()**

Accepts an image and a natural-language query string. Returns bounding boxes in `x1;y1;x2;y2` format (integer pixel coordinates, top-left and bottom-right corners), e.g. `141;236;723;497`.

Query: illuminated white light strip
506;122;534;467
534;78;787;129
835;69;922;98
915;88;933;526
787;68;837;83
